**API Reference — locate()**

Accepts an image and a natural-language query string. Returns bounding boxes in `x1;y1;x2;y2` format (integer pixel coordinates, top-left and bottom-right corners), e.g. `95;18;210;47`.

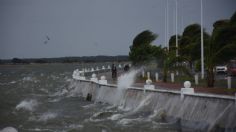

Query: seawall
71;78;236;131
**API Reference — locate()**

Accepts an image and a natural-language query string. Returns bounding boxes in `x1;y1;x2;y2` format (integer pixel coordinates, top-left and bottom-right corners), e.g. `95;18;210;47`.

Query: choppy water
0;63;179;132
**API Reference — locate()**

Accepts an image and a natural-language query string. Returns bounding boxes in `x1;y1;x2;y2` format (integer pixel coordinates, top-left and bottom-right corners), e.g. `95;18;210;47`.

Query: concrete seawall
71;78;236;131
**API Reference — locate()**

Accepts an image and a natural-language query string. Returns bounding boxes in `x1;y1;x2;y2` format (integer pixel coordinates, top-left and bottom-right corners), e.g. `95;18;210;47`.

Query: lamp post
200;0;204;79
167;0;169;50
175;0;178;57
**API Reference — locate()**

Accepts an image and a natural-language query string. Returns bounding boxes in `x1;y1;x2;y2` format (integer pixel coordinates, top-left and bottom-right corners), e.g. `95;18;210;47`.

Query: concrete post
147;72;150;79
99;76;107;85
144;79;155;93
119;64;122;68
176;71;179;76
90;73;98;83
227;76;232;89
155;72;159;82
180;81;194;101
171;73;174;83
142;71;145;78
194;74;199;85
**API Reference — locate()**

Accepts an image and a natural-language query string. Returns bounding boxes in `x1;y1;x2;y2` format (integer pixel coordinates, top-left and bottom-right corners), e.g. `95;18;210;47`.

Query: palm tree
129;30;158;65
205;17;236;87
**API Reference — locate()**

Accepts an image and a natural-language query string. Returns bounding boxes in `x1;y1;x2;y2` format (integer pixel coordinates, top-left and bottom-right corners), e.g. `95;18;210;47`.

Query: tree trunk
189;61;193;71
163;62;168;82
207;67;215;87
163;70;167;82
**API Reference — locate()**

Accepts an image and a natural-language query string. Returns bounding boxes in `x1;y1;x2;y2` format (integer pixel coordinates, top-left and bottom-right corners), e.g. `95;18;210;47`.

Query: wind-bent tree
206;12;236;87
169;35;181;53
129;30;158;65
179;24;209;70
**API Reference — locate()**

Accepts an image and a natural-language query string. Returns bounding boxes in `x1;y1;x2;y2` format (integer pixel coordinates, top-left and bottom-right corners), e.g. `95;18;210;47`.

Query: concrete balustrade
144;79;155;93
181;81;194;100
90;73;98;83
99;75;108;85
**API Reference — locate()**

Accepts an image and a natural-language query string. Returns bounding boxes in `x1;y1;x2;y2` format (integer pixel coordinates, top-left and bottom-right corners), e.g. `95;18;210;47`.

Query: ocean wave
22;76;39;83
0;127;18;132
118;118;143;126
51;89;68;97
82;103;96;108
67;124;84;130
38;112;57;122
9;81;17;84
24;128;54;132
22;77;33;81
108;114;123;121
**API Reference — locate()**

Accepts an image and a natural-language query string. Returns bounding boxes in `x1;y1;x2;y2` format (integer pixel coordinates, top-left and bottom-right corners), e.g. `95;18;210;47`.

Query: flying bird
46;36;50;40
44;35;50;44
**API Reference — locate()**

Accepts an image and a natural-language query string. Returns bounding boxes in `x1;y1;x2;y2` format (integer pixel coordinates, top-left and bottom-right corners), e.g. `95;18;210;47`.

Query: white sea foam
148;110;158;119
40;73;44;77
0;127;18;132
16;99;38;111
9;81;17;84
109;114;123;120
48;98;61;103
131;94;152;113
26;128;54;132
22;76;38;83
82;103;96;108
38;112;57;122
67;124;84;130
65;77;73;82
52;89;68;96
118;118;142;126
101;129;107;132
89;118;104;122
39;88;49;93
22;77;33;81
50;75;59;80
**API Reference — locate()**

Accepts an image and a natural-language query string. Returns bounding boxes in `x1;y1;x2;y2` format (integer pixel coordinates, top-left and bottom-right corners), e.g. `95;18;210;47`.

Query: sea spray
16;99;38;111
115;70;139;107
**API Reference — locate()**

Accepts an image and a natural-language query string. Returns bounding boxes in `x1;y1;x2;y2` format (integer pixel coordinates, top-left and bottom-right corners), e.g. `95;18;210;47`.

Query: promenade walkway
95;70;236;96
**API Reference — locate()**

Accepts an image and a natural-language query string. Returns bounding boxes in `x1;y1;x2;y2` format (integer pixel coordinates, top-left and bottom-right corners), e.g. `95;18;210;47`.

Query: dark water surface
0;64;178;132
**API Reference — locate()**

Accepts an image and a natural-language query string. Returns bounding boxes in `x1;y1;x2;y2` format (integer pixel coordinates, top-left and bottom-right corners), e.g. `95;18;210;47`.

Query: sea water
1;63;227;132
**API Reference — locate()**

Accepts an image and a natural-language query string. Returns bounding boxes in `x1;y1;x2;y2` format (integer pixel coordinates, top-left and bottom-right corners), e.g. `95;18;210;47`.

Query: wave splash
16;99;38;111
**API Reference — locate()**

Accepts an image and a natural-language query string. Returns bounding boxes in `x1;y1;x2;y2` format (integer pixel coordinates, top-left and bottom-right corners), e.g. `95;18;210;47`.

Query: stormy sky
0;0;236;59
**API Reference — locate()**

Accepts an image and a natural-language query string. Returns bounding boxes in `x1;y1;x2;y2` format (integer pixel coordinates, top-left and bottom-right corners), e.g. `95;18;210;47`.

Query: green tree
205;14;236;87
179;24;209;70
169;35;181;53
129;30;158;65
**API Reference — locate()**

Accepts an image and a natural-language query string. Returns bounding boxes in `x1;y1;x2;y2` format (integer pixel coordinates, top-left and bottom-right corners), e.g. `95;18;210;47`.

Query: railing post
155;72;159;82
194;74;199;85
171;73;174;83
227;76;231;89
